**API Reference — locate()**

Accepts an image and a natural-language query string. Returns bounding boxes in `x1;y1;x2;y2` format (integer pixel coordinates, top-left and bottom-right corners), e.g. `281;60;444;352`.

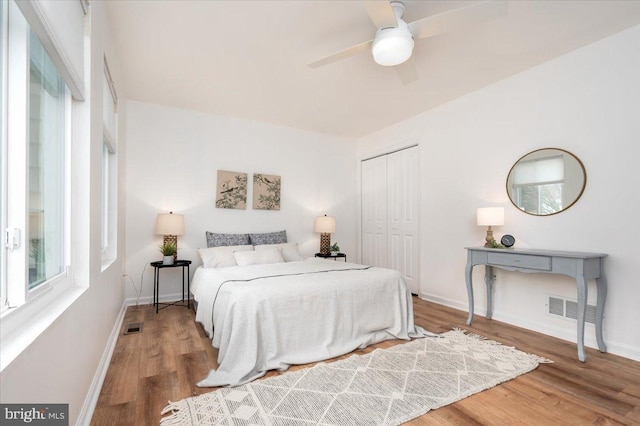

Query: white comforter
191;259;431;387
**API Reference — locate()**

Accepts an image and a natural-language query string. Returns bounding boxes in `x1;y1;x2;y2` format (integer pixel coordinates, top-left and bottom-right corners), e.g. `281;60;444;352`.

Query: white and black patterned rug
161;329;551;425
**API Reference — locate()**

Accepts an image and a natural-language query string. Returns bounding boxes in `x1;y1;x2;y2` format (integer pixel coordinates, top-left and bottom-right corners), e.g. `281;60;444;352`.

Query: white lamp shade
155;213;185;236
477;207;504;226
314;215;336;233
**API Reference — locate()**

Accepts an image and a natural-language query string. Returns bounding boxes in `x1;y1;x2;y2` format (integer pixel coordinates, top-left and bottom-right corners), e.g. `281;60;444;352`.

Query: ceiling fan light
372;26;414;67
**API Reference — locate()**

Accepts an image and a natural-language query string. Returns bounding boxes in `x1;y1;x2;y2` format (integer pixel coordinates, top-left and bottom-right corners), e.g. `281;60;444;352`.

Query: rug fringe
451;327;553;364
160;401;190;426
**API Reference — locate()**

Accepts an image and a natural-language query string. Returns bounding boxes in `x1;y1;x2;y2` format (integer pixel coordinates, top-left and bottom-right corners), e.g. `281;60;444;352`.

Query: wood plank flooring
91;298;640;425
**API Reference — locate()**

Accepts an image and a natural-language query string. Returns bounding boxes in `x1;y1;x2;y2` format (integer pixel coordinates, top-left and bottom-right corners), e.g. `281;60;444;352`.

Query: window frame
1;0;8;312
101;57;117;267
1;0;89;372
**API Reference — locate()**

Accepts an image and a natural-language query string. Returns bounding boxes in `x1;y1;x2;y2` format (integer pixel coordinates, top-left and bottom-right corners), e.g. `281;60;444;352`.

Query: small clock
501;234;515;248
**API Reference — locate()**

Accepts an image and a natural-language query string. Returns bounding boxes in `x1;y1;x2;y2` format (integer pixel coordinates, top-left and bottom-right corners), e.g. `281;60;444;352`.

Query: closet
361;146;419;295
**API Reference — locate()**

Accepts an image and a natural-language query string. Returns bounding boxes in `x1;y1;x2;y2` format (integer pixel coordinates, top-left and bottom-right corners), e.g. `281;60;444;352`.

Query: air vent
548;296;564;316
548;296;596;324
124;322;143;335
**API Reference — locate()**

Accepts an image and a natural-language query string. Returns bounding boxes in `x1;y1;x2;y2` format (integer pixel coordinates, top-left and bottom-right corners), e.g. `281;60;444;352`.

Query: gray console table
464;247;607;362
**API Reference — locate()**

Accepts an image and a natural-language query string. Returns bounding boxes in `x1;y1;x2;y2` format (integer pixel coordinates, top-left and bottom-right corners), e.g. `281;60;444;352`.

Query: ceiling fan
308;0;507;84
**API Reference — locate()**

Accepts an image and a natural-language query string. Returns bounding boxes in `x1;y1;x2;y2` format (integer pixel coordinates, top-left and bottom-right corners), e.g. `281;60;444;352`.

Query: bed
192;235;431;387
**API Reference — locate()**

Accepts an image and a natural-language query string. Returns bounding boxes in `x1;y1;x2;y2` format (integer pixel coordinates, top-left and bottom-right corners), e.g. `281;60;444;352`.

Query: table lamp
314;215;336;255
155;212;185;260
477;207;504;248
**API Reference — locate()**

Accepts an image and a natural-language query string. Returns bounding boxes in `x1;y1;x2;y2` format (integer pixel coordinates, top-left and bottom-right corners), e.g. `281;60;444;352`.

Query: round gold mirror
506;148;586;216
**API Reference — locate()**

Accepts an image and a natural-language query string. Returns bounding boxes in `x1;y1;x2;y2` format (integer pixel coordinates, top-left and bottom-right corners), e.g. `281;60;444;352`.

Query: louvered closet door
361;155;388;267
361;146;420;295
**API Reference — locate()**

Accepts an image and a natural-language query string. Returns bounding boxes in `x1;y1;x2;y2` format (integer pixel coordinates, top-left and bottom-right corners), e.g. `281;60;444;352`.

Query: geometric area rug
161;329;552;425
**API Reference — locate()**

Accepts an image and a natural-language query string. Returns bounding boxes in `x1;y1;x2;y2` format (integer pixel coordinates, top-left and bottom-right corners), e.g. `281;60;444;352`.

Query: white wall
124;101;357;302
0;2;127;425
357;25;640;361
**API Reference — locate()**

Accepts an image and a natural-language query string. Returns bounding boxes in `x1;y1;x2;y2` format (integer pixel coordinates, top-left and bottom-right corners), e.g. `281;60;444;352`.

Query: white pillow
233;246;284;266
255;242;304;262
198;245;253;268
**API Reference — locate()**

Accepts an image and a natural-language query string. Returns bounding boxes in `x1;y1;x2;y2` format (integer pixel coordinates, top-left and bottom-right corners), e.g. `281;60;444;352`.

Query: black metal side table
150;260;192;313
315;252;347;262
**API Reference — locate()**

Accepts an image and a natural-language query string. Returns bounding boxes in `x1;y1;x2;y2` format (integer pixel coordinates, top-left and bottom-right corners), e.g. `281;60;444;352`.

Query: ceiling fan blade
394;57;419;85
307;39;373;69
364;1;398;29
409;0;507;40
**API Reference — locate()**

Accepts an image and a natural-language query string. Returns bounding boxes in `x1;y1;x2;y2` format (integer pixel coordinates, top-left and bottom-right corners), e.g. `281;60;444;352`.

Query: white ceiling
104;0;640;138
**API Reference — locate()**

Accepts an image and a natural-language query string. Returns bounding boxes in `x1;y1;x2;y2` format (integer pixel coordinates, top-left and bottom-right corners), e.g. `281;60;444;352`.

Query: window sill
101;256;116;273
0;284;86;372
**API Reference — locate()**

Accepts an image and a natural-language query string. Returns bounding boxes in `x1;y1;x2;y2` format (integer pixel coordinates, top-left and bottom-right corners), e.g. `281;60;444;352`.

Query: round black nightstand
315;252;347;262
150;260;192;313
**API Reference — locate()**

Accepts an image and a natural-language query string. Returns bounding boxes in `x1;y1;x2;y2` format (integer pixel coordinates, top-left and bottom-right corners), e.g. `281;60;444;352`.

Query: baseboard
420;293;640;362
419;293;472;314
75;300;128;426
125;291;185;307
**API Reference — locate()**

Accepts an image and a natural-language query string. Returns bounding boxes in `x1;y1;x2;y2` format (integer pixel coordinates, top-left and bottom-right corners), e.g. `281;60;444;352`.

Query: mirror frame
506;148;587;216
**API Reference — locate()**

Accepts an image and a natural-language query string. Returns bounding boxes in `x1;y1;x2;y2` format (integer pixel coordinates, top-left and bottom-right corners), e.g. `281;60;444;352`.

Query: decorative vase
163;255;174;266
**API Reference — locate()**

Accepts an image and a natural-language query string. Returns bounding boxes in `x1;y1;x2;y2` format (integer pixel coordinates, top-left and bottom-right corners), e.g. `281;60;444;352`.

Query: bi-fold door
361;146;419;294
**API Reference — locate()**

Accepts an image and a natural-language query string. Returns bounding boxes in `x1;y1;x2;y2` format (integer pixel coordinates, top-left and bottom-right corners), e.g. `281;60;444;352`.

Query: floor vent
124;322;143;335
548;296;596;324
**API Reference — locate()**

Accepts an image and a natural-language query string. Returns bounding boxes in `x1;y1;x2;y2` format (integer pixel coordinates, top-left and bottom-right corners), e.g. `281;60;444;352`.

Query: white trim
0;0;9;311
6;0;29;308
76;299;127;426
125;291;186;307
15;0;86;100
420;294;640;362
0;284;86;371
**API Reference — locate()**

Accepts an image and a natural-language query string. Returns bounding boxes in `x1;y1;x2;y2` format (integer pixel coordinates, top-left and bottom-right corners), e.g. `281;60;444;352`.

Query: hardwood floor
91;298;640;425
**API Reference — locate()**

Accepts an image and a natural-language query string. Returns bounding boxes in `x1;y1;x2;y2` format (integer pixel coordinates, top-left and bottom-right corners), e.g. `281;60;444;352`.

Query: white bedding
191;258;431;387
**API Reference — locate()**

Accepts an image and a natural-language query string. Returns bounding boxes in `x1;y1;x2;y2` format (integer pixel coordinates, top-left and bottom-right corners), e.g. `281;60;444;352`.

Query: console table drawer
487;252;551;270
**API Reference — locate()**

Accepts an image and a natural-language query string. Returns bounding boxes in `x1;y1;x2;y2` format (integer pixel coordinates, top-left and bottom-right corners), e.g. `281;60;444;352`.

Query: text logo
1;404;68;425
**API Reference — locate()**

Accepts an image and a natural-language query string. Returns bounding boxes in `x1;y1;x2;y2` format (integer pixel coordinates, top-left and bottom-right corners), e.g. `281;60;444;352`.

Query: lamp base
164;235;178;261
319;233;331;255
484;226;494;248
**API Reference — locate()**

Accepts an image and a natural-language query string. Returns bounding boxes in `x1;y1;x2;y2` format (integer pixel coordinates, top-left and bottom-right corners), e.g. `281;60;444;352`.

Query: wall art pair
215;170;281;211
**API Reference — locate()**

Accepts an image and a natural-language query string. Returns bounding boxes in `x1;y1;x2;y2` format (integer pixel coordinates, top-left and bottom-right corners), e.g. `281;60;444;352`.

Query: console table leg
465;261;474;325
485;266;494;320
596;271;608;353
576;273;587;362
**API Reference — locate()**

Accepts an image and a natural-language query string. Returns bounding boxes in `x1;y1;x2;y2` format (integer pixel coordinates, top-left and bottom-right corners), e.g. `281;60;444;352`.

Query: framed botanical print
253;173;281;210
215;170;247;209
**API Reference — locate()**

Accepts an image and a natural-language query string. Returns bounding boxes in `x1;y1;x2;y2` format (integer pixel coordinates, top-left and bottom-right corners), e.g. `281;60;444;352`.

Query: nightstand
315;252;347;262
150;260;192;313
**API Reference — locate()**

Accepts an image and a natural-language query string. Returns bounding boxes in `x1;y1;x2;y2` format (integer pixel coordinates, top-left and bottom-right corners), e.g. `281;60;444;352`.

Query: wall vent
548;296;564;316
547;296;596;324
124;322;143;335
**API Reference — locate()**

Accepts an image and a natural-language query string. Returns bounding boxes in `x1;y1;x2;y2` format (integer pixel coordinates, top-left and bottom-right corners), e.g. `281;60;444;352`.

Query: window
101;58;117;265
1;1;7;310
28;28;67;289
1;0;87;370
510;156;564;215
514;182;563;215
1;1;72;311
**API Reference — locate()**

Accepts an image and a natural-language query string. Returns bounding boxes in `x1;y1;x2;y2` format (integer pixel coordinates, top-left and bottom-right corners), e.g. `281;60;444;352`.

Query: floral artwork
216;170;247;209
253;173;281;210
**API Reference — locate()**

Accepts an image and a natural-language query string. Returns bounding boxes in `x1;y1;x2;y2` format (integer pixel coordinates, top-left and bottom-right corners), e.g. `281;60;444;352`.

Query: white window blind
15;0;87;100
511;156;564;185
